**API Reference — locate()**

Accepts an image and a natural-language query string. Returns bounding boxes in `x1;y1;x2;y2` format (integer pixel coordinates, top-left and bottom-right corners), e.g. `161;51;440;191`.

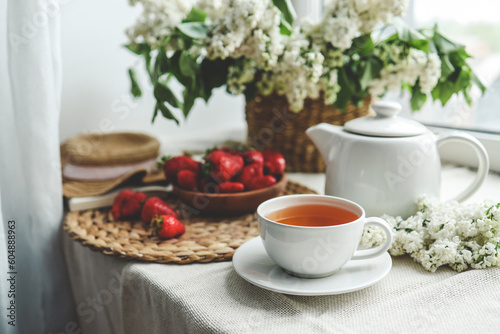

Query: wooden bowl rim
172;173;287;198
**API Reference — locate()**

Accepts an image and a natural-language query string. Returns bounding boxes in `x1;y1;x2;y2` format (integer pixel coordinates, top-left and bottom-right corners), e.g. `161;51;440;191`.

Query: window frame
401;0;500;172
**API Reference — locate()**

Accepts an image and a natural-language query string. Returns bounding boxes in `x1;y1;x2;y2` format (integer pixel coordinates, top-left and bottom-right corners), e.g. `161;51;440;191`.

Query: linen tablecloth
63;169;500;334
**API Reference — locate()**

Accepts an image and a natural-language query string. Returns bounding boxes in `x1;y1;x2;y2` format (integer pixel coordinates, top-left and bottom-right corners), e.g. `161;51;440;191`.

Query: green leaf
359;57;383;91
431;84;440;101
463;87;472;105
472;72;486;94
243;81;258;102
334;68;354;110
124;43;150;56
279;19;293;36
177;22;209;39
179;51;198;78
125;43;154;80
128;68;142;98
183;8;207;23
433;30;464;54
144;52;153;79
272;0;296;26
169;51;193;87
152;103;160;123
153;48;168;81
426;38;438;54
333;89;351;110
350;34;374;57
393;18;429;52
156;102;179;124
201;58;231;100
339;67;358;95
440;54;455;78
454;67;472;92
154;82;182;109
438;80;455;106
182;88;196;117
448;51;468;68
410;83;427;111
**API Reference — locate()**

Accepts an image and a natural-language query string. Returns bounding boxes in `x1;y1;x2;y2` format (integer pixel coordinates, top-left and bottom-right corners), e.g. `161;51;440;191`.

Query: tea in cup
257;194;393;278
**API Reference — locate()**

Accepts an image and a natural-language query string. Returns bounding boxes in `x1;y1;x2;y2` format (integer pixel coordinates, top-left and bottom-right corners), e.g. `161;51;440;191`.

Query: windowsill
287;164;500;208
429;125;500;173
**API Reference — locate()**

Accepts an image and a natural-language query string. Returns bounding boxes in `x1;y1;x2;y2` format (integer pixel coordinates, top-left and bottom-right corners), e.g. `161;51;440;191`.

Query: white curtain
0;0;77;332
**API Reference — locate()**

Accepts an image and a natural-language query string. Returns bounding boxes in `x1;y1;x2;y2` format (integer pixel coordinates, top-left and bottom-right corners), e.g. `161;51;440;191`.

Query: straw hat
61;132;165;198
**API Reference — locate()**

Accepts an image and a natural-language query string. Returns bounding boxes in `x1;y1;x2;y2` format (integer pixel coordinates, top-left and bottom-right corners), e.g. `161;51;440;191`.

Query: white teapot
306;101;489;218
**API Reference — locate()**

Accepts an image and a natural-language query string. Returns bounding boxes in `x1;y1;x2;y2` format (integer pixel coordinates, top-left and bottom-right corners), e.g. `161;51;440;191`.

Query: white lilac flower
361;197;500;272
196;0;223;22
419;53;441;93
226;59;257;95
353;0;409;32
360;225;387;248
368;47;441;97
321;70;341;105
127;0;442;112
319;0;410;49
126;0;196;49
254;29;327;111
204;0;283;70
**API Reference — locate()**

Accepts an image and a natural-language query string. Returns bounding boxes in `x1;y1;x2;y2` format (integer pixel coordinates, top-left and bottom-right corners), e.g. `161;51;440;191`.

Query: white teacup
257;194;393;278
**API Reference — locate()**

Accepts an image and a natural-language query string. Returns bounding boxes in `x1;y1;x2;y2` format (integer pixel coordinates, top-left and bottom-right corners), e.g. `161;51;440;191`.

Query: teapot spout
306;123;341;162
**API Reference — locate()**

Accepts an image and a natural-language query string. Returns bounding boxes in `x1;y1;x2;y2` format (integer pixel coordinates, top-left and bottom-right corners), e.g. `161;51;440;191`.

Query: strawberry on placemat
141;197;178;224
112;189;147;220
151;215;185;240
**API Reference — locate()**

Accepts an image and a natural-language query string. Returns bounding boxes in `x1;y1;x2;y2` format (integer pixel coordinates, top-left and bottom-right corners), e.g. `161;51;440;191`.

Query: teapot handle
437;132;489;202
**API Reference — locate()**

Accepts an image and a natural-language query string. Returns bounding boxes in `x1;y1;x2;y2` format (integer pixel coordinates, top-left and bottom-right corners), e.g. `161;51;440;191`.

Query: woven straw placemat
64;181;317;264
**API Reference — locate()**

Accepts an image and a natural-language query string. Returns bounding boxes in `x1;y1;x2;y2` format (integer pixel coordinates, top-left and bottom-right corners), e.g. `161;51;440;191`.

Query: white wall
59;0;246;147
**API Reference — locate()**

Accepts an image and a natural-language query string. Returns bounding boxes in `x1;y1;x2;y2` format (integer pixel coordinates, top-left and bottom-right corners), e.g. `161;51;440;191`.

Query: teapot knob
372;101;402;118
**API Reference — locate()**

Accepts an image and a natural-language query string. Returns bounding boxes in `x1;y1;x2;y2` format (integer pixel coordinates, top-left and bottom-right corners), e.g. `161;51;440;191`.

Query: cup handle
351;217;393;260
437;132;489;202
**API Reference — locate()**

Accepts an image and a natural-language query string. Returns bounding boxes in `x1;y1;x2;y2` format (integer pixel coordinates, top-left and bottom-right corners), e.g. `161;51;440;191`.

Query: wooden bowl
172;174;288;216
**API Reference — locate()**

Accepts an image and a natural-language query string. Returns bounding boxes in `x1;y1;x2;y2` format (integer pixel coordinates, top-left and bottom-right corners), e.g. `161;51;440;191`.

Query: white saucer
232;237;392;296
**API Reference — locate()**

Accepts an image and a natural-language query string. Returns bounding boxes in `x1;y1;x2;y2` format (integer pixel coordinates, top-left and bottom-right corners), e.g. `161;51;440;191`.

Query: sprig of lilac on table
361;196;500;272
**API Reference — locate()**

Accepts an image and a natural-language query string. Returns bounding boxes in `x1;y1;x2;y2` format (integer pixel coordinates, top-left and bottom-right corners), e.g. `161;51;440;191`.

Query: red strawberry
151;215;185;240
141;197;178;224
112;189;147;220
177;169;198;191
217;182;245;193
204;151;244;183
162;155;200;183
262;149;286;175
235;163;263;189
247;175;276;191
241;150;264;166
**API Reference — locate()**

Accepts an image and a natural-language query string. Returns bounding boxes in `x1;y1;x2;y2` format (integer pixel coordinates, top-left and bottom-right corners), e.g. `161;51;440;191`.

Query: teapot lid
344;101;427;137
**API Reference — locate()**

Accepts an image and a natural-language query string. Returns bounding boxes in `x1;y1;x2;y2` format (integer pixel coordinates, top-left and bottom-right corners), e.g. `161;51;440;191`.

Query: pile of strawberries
162;147;286;193
109;147;285;240
111;189;184;240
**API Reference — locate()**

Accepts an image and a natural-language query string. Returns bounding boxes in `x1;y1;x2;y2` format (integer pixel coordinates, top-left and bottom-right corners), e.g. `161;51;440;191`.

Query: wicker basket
245;93;372;173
